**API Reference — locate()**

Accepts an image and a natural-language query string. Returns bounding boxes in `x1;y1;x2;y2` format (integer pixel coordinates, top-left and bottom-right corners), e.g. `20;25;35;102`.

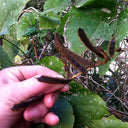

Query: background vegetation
1;0;128;127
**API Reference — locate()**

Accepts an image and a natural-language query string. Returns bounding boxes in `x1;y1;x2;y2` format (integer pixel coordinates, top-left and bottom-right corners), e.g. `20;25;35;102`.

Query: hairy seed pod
108;36;116;57
78;27;104;58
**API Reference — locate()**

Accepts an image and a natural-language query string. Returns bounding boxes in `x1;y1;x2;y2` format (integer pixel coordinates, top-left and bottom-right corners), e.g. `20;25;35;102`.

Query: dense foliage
1;0;128;128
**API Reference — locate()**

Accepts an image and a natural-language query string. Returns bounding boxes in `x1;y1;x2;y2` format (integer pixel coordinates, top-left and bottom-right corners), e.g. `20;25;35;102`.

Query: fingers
1;65;69;102
0;65;63;83
1;65;69;120
25;109;59;126
60;84;69;92
23;102;49;121
42;112;59;126
24;92;60;126
31;112;59;126
43;92;60;108
11;76;64;102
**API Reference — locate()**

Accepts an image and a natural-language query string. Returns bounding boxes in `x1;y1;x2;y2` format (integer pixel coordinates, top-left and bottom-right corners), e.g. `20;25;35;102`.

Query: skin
0;65;69;128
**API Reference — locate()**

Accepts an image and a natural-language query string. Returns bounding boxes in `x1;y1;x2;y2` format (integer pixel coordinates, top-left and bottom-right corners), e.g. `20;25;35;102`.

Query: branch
89;77;128;109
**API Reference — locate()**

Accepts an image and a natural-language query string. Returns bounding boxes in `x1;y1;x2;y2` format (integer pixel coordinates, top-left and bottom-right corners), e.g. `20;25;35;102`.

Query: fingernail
42;112;59;125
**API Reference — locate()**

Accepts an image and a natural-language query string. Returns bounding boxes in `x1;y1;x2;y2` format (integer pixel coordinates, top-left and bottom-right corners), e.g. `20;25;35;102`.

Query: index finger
0;65;62;83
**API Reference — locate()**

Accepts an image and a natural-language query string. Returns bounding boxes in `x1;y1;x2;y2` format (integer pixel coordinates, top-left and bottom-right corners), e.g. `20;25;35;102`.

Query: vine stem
38;41;51;61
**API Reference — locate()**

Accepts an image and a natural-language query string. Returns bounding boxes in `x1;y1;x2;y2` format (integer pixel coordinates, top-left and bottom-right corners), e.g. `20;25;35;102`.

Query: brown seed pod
53;33;88;74
37;75;72;84
11;95;45;111
11;75;72;111
108;36;116;57
78;27;104;58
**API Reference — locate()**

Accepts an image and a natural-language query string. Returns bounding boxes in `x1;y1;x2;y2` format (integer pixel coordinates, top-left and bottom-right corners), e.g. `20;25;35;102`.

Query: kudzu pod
78;27;104;58
53;33;87;74
78;27;110;66
108;36;116;57
11;76;72;111
37;75;72;84
11;95;45;111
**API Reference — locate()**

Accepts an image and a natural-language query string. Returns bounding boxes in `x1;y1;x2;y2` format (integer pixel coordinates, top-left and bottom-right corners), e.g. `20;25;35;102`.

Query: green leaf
46;97;74;128
98;61;111;76
65;6;116;55
68;81;87;94
98;56;117;76
0;0;29;35
92;22;113;40
98;40;119;76
56;11;70;35
17;12;39;40
97;41;111;76
74;0;117;9
0;46;13;69
74;0;94;8
68;90;110;128
43;0;72;19
23;27;38;37
116;7;128;47
91;115;128;128
38;56;65;76
44;0;72;12
39;15;59;29
3;24;19;60
85;0;117;10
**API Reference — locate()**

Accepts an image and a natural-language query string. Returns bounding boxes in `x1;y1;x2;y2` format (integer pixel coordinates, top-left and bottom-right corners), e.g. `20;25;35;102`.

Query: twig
106;85;119;103
17;7;38;21
38;41;51;61
123;73;128;104
89;77;128;109
107;105;128;119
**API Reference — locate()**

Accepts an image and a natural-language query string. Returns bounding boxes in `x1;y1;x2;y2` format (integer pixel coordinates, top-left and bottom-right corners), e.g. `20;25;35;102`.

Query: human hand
0;66;69;128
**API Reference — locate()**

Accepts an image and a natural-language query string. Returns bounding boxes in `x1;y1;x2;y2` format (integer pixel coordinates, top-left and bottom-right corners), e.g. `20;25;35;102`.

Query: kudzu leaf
3;24;19;60
0;46;13;69
98;41;118;76
65;6;116;55
92;22;113;40
67;90;110;128
56;12;69;35
0;0;29;35
98;56;117;76
17;12;39;40
74;0;94;8
39;15;59;29
45;97;74;128
116;7;128;47
85;0;117;11
43;0;72;20
39;56;65;76
91;115;128;128
74;0;117;9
